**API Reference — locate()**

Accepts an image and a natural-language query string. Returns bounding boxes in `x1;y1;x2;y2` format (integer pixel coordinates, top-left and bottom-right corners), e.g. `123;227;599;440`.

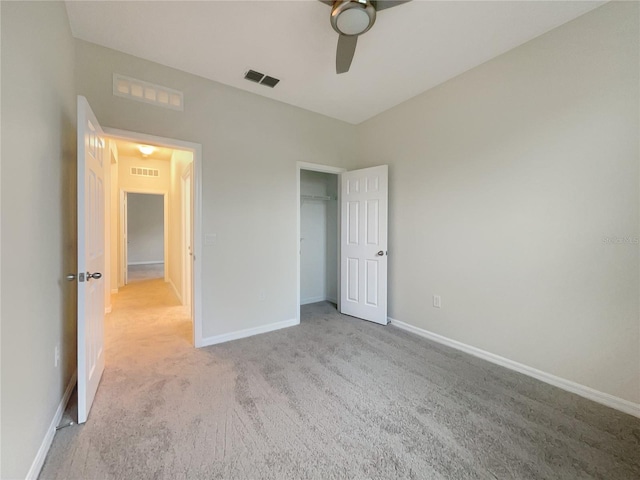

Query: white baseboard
301;296;337;305
169;278;182;304
301;296;326;305
26;370;77;480
111;288;118;294
127;261;163;266
389;318;640;419
199;318;299;348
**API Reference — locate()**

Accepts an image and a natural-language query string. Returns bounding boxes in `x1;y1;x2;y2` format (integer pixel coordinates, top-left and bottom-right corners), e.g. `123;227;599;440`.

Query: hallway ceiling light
138;145;155;156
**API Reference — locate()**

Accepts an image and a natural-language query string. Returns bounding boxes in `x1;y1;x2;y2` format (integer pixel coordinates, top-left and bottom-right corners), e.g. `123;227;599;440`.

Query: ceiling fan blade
373;0;412;11
336;34;358;74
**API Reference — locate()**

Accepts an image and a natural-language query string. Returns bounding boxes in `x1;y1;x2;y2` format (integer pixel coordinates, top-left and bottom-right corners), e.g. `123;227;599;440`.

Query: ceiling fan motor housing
331;0;376;36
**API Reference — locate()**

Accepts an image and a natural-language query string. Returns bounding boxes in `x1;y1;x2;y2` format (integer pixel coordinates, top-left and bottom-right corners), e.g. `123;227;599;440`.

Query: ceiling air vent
244;70;280;88
260;76;280;88
113;74;184;111
244;70;264;83
130;167;159;178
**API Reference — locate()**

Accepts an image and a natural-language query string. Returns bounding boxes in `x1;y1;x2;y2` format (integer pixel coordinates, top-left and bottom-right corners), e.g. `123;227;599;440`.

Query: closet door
340;165;388;325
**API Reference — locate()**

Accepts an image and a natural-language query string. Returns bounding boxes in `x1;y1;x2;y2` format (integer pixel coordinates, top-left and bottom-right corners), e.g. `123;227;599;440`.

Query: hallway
40;277;193;478
107;276;192;351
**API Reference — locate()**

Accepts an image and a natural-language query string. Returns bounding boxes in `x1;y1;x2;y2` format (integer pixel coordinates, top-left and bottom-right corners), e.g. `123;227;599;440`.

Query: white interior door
77;96;106;424
340;165;388;325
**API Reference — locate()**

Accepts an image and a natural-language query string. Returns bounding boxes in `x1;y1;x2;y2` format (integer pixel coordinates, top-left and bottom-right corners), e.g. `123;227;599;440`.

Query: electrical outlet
433;295;441;308
54;345;60;367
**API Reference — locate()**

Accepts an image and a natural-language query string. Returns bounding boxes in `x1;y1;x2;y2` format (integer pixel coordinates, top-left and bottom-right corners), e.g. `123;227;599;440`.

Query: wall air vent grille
113;74;183;111
130;167;160;178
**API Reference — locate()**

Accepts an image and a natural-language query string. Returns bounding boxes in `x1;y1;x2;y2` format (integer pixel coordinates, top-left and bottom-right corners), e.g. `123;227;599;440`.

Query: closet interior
300;170;338;305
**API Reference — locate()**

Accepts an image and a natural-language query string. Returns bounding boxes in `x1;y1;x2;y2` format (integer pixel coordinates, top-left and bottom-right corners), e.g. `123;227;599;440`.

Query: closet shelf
301;194;334;202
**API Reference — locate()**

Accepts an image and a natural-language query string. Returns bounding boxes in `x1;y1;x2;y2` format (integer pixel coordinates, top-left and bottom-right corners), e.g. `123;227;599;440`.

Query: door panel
365;260;378;306
77;96;106;424
348;258;359;301
340;165;388;325
366;200;379;244
347;201;359;244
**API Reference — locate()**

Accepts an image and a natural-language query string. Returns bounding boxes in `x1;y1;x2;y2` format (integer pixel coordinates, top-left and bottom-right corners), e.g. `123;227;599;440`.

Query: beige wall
356;2;639;404
118;155;171;192
0;2;77;478
75;39;360;339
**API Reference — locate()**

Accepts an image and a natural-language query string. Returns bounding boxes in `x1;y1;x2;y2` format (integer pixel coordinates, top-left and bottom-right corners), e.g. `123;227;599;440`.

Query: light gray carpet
40;281;640;479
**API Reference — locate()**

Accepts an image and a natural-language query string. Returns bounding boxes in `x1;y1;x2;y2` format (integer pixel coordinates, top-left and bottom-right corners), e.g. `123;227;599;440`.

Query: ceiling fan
319;0;412;74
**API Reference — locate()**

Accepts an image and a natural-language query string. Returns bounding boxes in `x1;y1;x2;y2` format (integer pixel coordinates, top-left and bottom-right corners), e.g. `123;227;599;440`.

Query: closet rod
300;194;333;201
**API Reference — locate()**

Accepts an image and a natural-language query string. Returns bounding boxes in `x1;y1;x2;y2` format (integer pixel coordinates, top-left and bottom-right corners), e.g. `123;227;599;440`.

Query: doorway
109;142;192;352
300;170;339;306
119;189;169;286
297;162;390;326
297;162;345;322
125;192;166;282
103;129;202;346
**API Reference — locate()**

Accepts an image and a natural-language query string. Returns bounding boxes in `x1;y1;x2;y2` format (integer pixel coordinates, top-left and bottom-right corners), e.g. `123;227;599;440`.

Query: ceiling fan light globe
337;8;371;35
331;0;376;36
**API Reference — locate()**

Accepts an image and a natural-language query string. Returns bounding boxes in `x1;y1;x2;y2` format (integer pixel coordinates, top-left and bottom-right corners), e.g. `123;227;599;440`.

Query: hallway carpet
40;282;639;479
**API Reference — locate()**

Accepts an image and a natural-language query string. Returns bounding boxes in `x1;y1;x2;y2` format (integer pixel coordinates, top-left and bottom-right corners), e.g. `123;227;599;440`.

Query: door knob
87;272;102;280
66;274;76;281
377;251;384;256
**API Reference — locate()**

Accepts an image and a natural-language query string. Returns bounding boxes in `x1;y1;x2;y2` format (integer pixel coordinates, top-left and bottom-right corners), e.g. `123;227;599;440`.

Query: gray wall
127;193;164;265
0;2;77;478
356;1;639;404
75;39;360;339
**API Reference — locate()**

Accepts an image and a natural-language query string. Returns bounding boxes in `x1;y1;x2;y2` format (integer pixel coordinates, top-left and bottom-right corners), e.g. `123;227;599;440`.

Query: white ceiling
66;0;605;124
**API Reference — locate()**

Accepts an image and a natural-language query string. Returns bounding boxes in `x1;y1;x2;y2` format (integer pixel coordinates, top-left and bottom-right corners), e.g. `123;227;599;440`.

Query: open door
340;165;388;325
77;96;106;424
